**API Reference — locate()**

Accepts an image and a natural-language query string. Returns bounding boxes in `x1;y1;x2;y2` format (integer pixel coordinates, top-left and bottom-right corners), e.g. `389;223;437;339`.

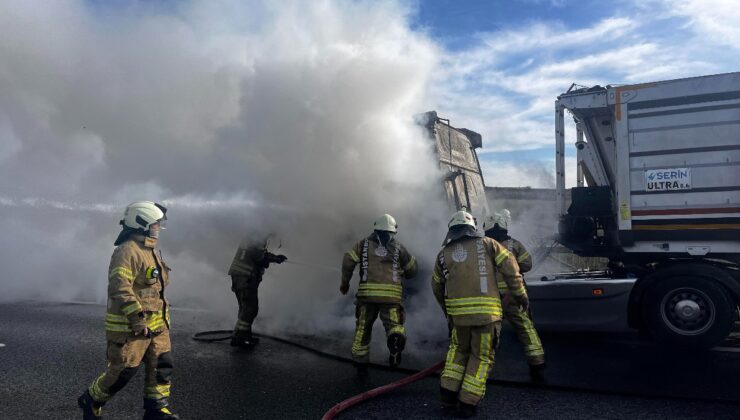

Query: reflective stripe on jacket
106;234;171;338
228;243;268;277
431;236;525;326
105;311;169;332
504;238;532;273
496;238;532;291
341;234;418;304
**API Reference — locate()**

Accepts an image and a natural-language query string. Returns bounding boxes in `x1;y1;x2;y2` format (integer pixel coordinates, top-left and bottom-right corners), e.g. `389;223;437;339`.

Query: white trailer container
554;72;740;348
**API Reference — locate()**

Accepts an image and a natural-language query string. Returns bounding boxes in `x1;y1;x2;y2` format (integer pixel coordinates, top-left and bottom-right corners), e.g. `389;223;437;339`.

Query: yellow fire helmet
121;201;167;232
448;210;476;229
373;214;398;233
482;210;510;231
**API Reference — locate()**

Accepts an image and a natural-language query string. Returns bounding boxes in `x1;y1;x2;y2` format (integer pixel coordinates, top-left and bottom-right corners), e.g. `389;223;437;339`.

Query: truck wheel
644;266;736;349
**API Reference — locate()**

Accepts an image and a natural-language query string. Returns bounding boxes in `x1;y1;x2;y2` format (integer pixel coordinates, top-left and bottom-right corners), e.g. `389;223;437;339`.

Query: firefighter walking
340;214;418;368
432;211;529;418
78;201;179;420
482;210;545;378
228;236;287;349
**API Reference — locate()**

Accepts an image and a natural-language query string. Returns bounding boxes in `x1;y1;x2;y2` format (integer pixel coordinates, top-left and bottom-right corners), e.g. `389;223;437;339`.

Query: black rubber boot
458;402;478;418
142;406;180;420
529;362;546;382
440;386;457;409
78;390;103;420
387;333;406;367
230;331;259;350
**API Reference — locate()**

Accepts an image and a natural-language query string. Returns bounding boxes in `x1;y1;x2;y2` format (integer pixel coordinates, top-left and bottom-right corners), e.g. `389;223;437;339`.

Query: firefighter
228;235;287;350
78;201;179;420
340;214;418;368
432;210;529;418
482;210;545;378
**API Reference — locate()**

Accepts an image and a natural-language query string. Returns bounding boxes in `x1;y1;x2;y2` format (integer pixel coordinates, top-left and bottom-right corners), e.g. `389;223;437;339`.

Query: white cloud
479;17;636;55
659;0;740;48
429;0;739;193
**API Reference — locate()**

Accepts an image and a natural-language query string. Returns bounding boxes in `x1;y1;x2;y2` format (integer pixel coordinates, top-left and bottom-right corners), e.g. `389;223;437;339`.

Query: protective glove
502;293;511;309
518;295;530;313
339;281;349;295
275;254;287;264
129;313;150;337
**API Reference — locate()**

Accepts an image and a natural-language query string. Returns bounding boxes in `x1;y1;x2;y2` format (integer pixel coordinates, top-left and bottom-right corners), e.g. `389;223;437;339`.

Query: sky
412;0;740;187
0;0;738;338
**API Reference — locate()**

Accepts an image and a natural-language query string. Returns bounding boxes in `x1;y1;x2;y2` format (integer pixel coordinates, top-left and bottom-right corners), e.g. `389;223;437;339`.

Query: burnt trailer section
417;111;490;218
555;72;740;349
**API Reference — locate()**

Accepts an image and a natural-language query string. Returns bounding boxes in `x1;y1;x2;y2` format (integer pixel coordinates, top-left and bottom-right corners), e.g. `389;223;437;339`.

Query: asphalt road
1;301;739;419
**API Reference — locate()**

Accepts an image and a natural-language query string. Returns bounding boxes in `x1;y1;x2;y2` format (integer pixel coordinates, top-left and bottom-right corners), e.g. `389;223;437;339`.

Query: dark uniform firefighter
228;236;287;349
432;211;529;418
340;214;418;368
78;201;179;420
482;210;545;378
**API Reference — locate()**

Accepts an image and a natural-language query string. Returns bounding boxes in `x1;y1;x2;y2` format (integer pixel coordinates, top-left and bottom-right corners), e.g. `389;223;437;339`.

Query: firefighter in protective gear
432;210;528;417
340;214;418;368
482;211;545;377
228;236;287;350
78;201;180;420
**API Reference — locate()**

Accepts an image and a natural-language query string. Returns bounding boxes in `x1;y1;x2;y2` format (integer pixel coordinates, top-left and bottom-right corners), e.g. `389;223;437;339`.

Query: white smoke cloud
0;0;453;345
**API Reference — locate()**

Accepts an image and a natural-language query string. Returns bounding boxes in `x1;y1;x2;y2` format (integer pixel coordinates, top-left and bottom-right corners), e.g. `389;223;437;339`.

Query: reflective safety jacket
228;243;269;277
341;234;418;304
501;238;532;273
228;241;281;289
431;235;526;326
105;234;171;339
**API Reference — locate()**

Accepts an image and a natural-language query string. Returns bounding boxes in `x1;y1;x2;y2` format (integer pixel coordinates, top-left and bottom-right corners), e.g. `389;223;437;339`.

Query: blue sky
413;0;617;50
406;0;740;187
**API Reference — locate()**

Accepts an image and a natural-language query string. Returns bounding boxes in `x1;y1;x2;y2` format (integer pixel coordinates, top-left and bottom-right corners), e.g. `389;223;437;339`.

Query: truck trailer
553;71;740;348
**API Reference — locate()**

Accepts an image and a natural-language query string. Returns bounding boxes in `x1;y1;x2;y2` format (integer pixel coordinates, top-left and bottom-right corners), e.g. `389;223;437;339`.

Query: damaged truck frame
552;71;740;349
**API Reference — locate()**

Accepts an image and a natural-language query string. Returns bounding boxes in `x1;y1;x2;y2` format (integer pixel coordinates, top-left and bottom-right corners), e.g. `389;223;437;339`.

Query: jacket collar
442;226;483;246
484;231;511;242
132;233;158;249
367;232;396;246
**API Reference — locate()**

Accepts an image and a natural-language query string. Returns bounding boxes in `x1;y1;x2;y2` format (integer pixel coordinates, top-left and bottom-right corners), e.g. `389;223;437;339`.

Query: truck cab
555;72;740;349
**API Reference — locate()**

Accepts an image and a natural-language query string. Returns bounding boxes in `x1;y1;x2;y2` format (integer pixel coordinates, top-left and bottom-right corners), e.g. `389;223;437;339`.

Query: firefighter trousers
232;275;260;338
352;302;405;363
441;322;501;406
88;330;173;409
502;293;545;366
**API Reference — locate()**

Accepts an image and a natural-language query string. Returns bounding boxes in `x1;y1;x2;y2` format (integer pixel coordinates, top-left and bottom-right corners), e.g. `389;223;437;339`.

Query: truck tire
643;265;736;349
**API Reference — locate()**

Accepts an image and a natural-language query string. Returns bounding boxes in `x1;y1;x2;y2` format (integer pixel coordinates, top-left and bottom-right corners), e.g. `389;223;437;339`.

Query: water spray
283;260;341;273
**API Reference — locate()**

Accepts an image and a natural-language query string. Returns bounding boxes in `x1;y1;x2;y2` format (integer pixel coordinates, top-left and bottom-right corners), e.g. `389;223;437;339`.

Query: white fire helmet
121;201;167;233
482;210;511;231
373;214;398;233
448;210;476;229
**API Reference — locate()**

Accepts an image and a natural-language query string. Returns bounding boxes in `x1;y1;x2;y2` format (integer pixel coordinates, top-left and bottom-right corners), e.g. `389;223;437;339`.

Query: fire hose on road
320;361;445;420
193;260;446;418
191;329;444;419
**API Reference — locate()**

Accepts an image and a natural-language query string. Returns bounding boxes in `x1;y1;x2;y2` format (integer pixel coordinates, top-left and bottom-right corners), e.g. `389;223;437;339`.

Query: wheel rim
660;287;716;336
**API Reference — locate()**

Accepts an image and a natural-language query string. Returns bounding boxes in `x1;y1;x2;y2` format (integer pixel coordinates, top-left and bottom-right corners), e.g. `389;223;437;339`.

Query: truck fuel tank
527;273;636;332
